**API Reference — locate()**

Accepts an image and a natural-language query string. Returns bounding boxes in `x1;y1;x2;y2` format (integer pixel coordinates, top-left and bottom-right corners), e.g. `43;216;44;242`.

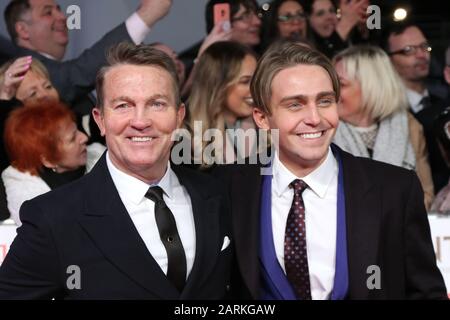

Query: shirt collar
38;51;57;60
406;88;429;113
106;151;176;205
272;147;337;199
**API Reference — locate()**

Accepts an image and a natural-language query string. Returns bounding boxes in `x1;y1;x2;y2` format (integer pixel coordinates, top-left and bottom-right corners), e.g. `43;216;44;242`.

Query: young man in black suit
215;42;447;299
0;43;233;299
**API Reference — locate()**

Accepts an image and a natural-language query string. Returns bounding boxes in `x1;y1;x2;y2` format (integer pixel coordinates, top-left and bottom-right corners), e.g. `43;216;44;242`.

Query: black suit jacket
214;146;447;299
0;154;233;299
6;23;131;115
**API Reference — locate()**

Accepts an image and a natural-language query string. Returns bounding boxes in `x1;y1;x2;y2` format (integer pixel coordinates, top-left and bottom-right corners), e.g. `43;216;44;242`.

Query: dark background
374;0;449;63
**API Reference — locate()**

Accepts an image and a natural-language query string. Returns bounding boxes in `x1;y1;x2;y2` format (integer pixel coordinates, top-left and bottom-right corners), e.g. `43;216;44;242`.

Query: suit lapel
231;164;262;299
78;155;179;299
340;149;381;299
172;166;222;298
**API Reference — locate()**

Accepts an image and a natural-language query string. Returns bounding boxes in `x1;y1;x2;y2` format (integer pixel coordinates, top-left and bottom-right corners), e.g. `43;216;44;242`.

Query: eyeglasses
313;8;337;18
231;10;262;23
389;43;432;56
277;12;306;23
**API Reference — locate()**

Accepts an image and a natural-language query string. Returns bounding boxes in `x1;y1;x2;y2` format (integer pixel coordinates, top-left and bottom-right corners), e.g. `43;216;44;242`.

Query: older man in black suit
214;42;447;300
0;43;233;299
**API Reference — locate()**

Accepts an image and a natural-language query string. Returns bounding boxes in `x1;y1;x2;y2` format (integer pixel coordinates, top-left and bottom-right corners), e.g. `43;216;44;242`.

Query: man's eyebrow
316;91;337;99
147;94;171;101
110;96;133;104
110;94;171;104
279;91;336;103
279;94;308;103
41;5;54;11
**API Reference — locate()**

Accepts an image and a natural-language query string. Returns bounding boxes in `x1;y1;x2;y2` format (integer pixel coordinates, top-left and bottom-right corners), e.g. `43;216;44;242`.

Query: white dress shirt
271;148;338;300
125;12;152;44
406;88;429;114
106;153;196;279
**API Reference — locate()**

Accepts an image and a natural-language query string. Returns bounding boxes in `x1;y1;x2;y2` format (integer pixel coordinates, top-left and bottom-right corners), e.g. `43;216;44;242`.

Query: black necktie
284;179;312;300
145;186;186;292
420;96;431;110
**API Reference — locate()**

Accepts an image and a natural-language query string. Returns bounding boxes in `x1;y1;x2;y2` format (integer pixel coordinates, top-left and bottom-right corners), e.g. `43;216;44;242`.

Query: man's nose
130;107;152;129
54;8;67;20
415;47;429;59
304;105;321;126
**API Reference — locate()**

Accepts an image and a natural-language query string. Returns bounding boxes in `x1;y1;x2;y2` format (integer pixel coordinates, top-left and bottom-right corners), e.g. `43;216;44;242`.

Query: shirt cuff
125;12;152;44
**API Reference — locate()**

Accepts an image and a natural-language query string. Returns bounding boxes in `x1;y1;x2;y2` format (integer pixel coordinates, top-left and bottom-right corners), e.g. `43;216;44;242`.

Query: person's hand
137;0;172;28
340;0;369;26
336;0;368;41
197;22;232;58
0;56;32;100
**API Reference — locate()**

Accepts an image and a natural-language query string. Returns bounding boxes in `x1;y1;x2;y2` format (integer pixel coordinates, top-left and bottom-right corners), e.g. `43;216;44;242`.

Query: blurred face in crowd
51;120;88;173
254;64;339;176
15;70;60;104
152;43;186;86
388;26;430;87
445;66;450;86
93;64;185;183
16;0;68;60
308;0;337;38
334;60;365;126
225;54;257;124
277;1;307;39
231;4;262;46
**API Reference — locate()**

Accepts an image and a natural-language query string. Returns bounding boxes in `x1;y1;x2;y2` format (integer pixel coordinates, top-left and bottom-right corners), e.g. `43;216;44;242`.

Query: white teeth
300;132;322;139
130;137;153;142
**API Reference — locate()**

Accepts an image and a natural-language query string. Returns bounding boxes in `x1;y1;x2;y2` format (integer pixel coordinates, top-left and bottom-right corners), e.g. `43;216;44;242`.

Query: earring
52;166;58;173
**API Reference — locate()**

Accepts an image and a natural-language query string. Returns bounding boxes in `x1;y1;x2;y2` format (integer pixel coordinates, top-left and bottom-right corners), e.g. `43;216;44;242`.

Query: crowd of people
0;0;448;300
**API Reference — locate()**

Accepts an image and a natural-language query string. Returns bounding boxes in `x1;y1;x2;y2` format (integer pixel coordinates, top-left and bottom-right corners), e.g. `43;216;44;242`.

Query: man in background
384;21;449;192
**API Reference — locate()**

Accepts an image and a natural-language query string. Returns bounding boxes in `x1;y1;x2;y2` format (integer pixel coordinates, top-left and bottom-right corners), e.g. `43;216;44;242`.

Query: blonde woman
187;41;260;168
333;45;434;209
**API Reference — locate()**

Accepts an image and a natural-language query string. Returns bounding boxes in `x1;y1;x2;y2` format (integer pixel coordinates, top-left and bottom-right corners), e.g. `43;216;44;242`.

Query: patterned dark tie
284;179;312;300
145;186;186;292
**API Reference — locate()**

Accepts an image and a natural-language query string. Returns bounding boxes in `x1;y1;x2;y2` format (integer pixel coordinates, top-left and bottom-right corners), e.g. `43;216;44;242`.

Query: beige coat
408;113;435;210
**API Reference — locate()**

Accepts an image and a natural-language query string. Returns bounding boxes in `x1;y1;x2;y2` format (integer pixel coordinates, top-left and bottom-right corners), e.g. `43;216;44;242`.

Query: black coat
213;145;447;299
0;154;234;299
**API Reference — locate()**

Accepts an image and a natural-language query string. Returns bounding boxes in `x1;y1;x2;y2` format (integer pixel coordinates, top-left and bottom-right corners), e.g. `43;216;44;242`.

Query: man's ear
15;21;31;42
92;107;106;136
253;107;270;130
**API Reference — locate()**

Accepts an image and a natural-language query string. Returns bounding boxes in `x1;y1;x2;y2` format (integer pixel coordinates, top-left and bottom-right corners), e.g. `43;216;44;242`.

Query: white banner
0;220;17;266
429;214;450;295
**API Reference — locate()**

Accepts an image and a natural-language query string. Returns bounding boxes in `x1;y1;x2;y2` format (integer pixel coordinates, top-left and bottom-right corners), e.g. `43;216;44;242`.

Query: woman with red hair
2;102;102;226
